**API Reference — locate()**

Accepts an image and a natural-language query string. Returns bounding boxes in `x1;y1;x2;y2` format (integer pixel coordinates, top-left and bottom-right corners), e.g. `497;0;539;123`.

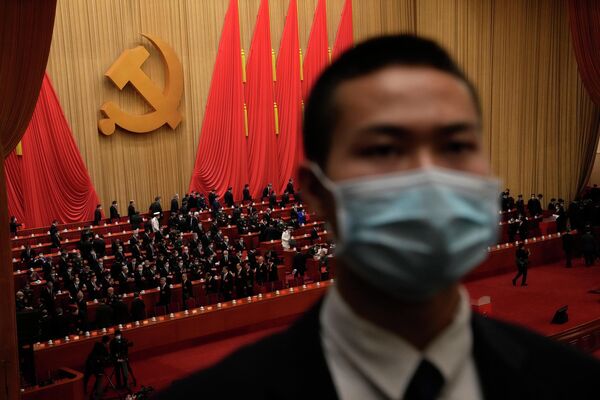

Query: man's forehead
335;66;476;112
332;65;479;129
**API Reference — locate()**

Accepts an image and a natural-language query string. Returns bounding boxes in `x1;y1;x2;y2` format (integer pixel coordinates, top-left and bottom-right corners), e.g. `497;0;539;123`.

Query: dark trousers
513;266;528;285
583;252;595;266
114;360;129;388
565;251;572;268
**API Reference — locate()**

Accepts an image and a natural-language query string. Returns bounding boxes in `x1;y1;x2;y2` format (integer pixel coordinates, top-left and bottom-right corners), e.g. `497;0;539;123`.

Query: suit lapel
471;314;528;400
270;300;339;399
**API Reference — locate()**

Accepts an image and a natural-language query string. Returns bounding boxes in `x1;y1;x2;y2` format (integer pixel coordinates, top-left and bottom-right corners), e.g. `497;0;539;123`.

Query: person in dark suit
562;229;575;268
83;335;111;397
157;34;600;400
150;196;163;216
262;183;272;199
515;194;525;216
20;245;36;266
268;191;277;209
127;200;137;218
93;204;103;225
286;178;295;195
171;194;180;214
527;194;540;217
92;234;106;258
181;273;193;308
292;250;306;278
221;266;234;301
224;187;235;208
580;228;597;266
512;243;530;286
157;277;171;307
9;216;21;237
243;184;252;202
109;201;120;222
130;292;146;321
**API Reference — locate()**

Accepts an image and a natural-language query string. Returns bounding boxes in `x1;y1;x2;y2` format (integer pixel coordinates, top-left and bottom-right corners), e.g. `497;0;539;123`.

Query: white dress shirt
320;286;482;400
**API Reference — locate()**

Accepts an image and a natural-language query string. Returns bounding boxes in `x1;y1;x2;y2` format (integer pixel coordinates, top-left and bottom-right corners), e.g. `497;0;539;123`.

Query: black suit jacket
156;301;600;400
110;205;120;220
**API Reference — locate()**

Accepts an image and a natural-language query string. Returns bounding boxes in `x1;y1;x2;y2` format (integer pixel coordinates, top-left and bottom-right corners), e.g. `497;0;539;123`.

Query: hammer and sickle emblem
98;34;184;135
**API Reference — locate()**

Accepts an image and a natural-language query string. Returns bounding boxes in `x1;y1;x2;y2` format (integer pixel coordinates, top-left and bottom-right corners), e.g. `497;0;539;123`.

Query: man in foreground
157;34;600;399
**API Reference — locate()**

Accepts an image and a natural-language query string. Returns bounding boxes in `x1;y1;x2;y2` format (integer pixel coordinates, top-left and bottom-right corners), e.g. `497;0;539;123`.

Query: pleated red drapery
4;152;25;224
275;0;303;194
189;0;248;199
245;0;279;199
4;74;101;228
567;0;600;192
0;1;58;397
332;0;353;62
302;0;329;101
568;0;600;105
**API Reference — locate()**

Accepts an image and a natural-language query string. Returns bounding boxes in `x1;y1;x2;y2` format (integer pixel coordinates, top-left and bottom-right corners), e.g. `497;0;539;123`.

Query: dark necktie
404;359;445;400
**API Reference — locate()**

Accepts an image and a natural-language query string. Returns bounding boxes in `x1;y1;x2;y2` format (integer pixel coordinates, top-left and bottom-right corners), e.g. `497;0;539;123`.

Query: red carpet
130;326;286;392
128;259;600;393
465;260;600;336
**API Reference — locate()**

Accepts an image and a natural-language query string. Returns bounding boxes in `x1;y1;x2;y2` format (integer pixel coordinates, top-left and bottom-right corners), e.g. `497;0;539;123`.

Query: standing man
109;201;120;223
150;196;163;217
171;194;180;214
224;187;235;208
562;228;575;268
286;178;295;195
158;34;600;400
581;228;597;267
243;184;252;203
127;200;137;218
93;204;103;226
512;243;530;287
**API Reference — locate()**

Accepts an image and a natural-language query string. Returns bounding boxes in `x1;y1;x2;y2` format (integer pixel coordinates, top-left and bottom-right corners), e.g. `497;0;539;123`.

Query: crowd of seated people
12;181;335;342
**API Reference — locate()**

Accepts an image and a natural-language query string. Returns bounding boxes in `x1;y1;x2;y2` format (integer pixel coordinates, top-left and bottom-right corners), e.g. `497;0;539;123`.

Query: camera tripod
98;360;137;400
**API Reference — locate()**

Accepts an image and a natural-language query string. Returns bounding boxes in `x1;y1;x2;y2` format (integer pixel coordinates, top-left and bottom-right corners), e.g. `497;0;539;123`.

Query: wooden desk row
32;280;331;381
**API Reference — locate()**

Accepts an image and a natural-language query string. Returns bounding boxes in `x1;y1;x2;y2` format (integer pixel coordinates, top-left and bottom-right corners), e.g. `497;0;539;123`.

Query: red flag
275;0;303;193
302;0;328;101
245;0;278;199
189;0;248;198
332;0;353;61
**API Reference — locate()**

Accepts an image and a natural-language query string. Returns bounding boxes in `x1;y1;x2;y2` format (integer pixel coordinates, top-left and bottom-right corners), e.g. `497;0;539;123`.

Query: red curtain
0;0;57;158
0;1;57;397
4;152;24;223
332;0;353;62
4;74;101;228
245;0;278;199
302;0;329;101
189;0;248;199
275;0;303;194
568;0;600;105
567;0;600;192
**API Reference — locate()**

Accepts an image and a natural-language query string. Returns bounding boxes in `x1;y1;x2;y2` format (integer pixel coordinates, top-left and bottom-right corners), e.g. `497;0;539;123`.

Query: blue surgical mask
310;164;500;302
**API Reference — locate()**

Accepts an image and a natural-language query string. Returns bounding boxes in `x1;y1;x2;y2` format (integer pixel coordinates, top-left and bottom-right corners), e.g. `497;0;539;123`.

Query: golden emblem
98;34;183;135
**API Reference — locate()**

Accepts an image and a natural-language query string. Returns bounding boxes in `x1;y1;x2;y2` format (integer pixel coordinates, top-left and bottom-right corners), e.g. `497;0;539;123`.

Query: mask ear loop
305;162;348;251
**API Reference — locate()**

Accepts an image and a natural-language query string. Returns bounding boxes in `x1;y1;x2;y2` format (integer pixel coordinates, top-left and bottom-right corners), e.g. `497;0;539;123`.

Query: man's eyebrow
356;125;412;138
436;122;479;136
355;122;479;138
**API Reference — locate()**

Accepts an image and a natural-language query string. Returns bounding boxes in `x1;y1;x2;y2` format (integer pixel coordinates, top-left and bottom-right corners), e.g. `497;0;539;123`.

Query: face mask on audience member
309;163;500;302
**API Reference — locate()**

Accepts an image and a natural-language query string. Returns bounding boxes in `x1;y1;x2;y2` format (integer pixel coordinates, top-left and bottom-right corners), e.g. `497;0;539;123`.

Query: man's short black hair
303;34;481;168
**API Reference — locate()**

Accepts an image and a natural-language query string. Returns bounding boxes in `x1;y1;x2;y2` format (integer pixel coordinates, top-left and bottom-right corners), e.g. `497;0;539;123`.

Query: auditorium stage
465;260;600;337
127;260;600;393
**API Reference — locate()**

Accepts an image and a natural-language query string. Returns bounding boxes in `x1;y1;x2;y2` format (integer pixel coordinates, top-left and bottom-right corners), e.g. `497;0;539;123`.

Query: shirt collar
320;285;473;399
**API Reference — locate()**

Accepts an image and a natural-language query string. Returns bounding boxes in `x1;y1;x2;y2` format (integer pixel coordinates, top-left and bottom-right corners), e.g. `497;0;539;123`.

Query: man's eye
445;141;476;154
360;145;402;158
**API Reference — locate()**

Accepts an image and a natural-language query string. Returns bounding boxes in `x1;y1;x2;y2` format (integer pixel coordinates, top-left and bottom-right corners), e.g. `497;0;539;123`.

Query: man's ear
297;162;337;232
